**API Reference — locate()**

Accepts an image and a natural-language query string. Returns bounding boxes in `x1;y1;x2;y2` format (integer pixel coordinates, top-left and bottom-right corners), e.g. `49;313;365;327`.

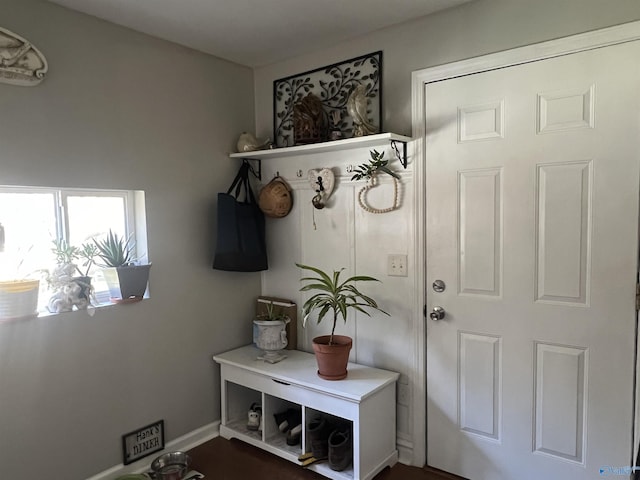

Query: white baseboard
87;422;413;479
86;421;220;480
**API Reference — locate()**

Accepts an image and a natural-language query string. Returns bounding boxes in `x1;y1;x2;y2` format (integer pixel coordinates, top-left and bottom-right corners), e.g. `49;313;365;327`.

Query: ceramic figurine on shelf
236;132;272;152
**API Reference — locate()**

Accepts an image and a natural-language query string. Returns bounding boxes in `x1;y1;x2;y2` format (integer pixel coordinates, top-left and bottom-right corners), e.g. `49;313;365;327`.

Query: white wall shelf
230;133;412;179
213;345;400;480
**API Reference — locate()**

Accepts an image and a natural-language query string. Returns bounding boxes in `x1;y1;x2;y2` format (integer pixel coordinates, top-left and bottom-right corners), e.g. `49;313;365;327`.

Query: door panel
425;41;640;480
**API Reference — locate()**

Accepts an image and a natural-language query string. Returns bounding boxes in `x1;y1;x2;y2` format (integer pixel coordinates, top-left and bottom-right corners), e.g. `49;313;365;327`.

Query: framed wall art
273;51;382;147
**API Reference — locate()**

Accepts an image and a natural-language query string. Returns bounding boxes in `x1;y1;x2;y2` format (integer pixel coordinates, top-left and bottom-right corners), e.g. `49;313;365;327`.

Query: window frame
0;184;144;310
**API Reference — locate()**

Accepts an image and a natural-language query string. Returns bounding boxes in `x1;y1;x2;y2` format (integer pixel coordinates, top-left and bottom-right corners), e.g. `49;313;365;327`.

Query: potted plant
93;230;151;303
45;238;98;312
253;300;290;364
297;263;388;380
0;245;40;321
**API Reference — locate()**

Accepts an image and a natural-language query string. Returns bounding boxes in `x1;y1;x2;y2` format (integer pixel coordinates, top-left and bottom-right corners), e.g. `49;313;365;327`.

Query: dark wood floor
187;436;462;480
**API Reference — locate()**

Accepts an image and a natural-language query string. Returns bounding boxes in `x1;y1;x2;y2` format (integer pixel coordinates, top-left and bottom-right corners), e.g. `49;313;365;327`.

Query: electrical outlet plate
387;254;408;277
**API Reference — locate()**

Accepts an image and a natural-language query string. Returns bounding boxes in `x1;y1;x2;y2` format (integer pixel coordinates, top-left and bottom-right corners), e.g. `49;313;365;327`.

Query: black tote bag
213;161;268;272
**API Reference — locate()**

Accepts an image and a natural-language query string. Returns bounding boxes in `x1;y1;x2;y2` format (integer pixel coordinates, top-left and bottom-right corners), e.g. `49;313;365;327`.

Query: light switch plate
387;254;408;277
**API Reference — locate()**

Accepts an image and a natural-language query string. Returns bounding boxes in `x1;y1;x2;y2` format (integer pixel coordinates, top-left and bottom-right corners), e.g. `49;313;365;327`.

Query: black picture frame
273;51;383;147
121;419;165;465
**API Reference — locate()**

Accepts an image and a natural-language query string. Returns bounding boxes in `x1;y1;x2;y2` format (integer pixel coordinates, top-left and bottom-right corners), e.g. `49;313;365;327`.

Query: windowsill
4;297;150;322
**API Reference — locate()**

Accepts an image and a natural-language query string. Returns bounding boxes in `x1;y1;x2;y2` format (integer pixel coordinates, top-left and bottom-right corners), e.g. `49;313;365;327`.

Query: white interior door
425;41;640;480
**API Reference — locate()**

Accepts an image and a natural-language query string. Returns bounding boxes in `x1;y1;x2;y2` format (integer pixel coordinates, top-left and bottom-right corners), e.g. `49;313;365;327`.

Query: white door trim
410;20;640;468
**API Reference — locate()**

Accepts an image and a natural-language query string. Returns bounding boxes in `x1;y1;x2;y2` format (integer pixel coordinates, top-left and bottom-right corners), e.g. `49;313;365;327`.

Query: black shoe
286;423;302;446
328;426;352;471
273;410;289;432
274;408;302;433
307;416;330;459
247;402;262;431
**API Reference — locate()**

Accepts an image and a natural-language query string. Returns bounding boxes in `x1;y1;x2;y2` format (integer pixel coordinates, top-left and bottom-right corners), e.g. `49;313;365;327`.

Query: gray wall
0;1;258;478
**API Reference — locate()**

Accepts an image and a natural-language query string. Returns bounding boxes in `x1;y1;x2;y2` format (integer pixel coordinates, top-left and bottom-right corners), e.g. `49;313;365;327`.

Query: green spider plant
297;263;388;345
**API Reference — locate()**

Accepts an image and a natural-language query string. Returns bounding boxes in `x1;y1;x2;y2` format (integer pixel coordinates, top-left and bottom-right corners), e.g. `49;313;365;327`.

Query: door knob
430;306;445;321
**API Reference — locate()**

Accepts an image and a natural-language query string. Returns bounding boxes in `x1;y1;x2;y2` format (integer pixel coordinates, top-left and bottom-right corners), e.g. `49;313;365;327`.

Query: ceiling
46;0;472;67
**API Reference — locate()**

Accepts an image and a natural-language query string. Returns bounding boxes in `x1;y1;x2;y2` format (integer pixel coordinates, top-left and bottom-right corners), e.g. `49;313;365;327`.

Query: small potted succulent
297;263;388;380
253;300;290;364
46;238;98;312
93;230;151;303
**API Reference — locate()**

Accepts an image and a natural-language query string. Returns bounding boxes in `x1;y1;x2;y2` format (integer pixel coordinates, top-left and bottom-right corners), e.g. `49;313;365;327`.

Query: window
0;185;147;310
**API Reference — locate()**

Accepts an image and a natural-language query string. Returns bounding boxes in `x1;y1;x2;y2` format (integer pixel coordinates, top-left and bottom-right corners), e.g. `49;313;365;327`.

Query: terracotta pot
312;335;353;380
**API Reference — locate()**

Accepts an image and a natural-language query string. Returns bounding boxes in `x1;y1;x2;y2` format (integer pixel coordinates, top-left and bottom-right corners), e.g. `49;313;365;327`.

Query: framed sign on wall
121;420;165;465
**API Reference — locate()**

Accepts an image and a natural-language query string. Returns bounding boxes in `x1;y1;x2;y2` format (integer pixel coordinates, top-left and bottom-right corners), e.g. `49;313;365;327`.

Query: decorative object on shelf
351;149;401;214
0;27;48;86
213;160;268;272
347;84;378;137
329;110;344;141
94;230;151;302
274;51;382;147
293;93;327;145
253;299;290;363
308;168;335;210
258;175;293;218
45;238;98;312
236;132;272;153
297;263;388;380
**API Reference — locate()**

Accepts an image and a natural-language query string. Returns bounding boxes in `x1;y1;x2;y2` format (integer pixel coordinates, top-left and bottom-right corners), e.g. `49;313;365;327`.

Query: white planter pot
0;279;39;321
253;318;290;363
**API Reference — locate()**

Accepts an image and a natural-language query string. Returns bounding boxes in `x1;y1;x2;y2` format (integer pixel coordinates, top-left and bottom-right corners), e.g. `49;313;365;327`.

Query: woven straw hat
259;176;293;218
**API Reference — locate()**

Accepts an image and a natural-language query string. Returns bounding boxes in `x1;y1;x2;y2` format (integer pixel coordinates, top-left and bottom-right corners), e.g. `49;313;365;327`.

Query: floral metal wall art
273;51;382;147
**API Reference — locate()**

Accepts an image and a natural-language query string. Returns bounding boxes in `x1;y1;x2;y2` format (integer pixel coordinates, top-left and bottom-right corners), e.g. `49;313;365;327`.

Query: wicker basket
0;279;39;321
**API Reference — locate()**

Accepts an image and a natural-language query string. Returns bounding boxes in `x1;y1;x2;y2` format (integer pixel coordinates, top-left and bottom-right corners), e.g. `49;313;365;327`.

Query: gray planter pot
102;264;151;302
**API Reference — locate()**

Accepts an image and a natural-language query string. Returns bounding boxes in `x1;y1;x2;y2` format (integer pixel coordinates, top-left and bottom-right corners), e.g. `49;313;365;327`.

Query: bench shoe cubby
213;345;399;480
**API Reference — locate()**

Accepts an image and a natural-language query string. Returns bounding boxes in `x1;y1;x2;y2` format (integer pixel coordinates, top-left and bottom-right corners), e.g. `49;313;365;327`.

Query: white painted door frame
410;20;640;468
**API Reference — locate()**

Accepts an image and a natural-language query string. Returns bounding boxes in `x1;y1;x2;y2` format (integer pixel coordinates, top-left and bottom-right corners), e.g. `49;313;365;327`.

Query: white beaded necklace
357;173;400;214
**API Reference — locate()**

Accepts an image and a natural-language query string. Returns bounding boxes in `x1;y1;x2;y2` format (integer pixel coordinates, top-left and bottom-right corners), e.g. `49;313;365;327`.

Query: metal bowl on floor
150;451;191;480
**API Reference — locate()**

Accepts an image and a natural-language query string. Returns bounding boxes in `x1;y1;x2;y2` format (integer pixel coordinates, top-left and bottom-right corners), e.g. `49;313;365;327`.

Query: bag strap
227;161;257;204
